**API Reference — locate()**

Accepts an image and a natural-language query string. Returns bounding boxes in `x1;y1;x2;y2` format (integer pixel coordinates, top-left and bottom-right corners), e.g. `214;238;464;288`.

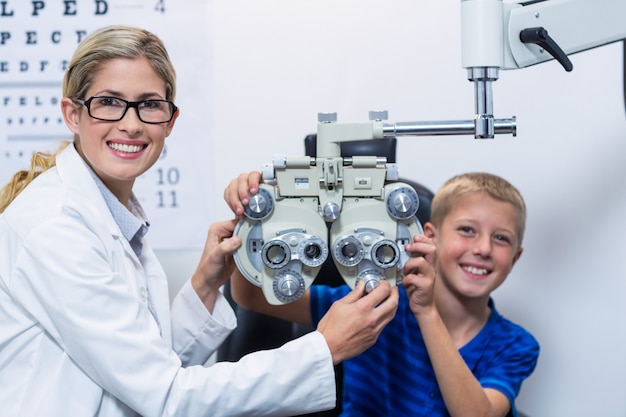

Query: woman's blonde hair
63;24;176;102
429;172;527;246
0;142;70;212
0;25;176;213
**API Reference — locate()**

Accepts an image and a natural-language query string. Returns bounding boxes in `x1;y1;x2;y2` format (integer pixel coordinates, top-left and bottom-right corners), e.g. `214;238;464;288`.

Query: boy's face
425;192;523;302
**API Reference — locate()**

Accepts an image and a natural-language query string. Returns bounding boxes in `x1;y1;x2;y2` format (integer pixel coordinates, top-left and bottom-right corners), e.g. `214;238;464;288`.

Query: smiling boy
227;171;539;417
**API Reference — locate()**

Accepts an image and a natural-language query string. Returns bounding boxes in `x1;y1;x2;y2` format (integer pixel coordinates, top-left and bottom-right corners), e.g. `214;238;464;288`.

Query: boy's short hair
429;172;527;246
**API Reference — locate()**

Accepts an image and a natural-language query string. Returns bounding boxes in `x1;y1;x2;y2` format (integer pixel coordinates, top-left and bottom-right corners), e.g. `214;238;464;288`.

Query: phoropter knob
244;187;274;220
386;185;419;220
273;270;306;303
356;269;383;294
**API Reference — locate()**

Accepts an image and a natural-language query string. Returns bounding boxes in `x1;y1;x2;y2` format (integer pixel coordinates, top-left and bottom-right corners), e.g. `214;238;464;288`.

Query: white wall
158;1;626;416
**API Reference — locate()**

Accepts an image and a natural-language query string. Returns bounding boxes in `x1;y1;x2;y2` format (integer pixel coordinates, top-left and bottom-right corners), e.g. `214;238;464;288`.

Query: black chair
218;135;434;416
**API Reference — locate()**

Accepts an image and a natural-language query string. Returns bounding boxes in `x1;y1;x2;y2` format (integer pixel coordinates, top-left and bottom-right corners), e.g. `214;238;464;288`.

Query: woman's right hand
223;171;263;218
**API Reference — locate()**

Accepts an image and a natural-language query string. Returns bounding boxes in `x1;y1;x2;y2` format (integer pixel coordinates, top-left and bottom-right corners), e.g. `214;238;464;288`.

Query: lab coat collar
55;143;124;241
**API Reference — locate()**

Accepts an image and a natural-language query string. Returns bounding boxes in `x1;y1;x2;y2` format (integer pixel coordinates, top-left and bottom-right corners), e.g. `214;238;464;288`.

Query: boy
226;171;539;417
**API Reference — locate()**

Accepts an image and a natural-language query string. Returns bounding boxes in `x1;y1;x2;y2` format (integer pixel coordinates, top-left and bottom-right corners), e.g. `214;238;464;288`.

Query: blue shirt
86;163;160;330
88;167;149;257
310;285;539;417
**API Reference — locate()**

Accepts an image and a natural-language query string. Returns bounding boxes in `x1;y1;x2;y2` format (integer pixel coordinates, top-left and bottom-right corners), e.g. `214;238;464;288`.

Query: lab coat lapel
55;144;123;241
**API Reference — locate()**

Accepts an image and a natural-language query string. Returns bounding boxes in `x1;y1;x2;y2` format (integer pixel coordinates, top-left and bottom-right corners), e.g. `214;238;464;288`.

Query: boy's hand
402;235;437;316
317;280;399;365
223;171;262;218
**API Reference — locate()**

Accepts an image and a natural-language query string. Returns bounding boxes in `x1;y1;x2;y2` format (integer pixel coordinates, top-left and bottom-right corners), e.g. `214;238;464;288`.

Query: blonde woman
0;25;398;417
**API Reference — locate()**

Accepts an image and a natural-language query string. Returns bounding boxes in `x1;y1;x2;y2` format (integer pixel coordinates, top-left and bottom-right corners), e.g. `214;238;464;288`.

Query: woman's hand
191;219;242;312
317;280;399;365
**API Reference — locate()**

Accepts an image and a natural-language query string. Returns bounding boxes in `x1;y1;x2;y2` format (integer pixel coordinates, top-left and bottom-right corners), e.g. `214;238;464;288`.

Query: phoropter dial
356;269;384;293
386;185;419;220
261;240;291;269
298;236;329;267
333;235;365;267
371;239;400;269
273;270;306;303
244;187;274;220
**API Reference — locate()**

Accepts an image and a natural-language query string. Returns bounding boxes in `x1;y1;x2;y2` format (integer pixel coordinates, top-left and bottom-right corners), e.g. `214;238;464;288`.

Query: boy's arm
402;236;511;417
230;267;314;325
413;308;511;417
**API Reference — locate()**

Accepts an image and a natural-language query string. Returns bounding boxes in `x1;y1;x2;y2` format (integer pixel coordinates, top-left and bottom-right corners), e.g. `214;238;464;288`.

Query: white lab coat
0;144;336;417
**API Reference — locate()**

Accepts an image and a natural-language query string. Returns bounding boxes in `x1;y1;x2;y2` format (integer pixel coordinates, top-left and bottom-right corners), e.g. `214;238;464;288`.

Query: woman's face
61;56;178;203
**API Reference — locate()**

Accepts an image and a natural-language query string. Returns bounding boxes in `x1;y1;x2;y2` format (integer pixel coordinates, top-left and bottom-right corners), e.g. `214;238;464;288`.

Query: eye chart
0;0;214;250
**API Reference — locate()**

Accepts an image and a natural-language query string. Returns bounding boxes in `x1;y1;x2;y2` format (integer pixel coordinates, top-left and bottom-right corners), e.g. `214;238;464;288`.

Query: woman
0;25;398;417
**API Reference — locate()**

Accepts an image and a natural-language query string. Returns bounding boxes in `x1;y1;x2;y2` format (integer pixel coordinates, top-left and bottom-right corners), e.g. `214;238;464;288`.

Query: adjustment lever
519;27;573;72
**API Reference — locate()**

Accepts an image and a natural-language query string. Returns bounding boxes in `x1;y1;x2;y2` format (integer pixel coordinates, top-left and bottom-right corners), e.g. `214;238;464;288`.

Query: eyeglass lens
88;97;174;123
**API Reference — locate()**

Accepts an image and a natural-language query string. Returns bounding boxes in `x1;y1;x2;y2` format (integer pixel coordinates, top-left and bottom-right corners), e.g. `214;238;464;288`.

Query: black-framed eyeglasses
75;96;178;124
